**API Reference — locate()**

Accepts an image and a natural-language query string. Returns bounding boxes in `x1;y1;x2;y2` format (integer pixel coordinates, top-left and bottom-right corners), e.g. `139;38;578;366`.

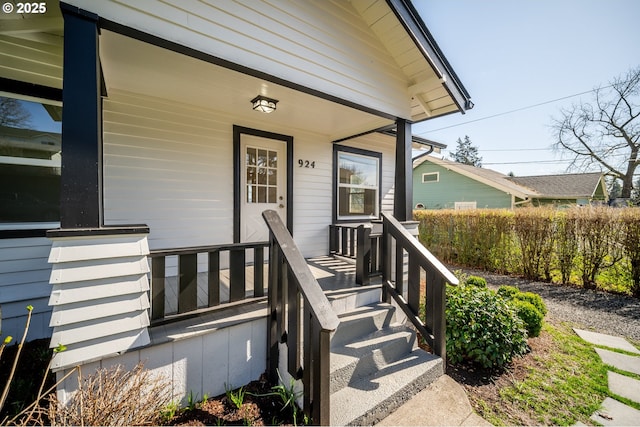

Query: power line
477;148;550;152
416;84;615;135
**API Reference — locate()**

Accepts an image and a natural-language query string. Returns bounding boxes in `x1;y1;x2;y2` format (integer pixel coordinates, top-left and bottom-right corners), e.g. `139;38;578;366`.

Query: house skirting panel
47;229;152;371
55;307;268;406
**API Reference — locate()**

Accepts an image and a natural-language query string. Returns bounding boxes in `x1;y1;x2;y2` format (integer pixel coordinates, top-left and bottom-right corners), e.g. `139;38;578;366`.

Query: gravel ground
453;267;640;343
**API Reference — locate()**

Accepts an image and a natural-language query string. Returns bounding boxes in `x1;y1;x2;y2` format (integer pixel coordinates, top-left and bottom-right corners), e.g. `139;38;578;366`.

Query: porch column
60;4;102;229
48;5;152;374
394;119;413;221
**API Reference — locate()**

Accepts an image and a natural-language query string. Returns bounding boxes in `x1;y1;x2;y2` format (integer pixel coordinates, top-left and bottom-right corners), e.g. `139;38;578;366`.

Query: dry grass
48;362;171;426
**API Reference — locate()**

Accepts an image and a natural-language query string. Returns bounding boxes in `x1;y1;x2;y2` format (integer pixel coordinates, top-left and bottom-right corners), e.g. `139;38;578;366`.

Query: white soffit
350;0;459;120
0;5;63;88
99;30;394;141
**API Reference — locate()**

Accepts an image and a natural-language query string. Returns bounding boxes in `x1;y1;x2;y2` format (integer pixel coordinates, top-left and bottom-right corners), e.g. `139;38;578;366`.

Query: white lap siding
64;0;410;119
0;237;53;341
103;90;396;259
103;90;235;250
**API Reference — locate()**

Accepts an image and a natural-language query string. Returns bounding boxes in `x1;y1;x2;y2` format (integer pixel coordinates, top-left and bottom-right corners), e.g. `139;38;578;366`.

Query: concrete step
324;285;381;316
329;301;444;425
330;349;443;426
330;324;417;394
331;302;396;348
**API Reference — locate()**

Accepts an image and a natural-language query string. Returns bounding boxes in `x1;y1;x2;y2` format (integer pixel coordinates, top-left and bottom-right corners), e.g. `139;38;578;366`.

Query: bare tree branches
552;66;640;198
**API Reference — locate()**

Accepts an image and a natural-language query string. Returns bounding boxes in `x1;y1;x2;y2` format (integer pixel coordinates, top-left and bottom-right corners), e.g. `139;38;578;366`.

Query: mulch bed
166;374;299;426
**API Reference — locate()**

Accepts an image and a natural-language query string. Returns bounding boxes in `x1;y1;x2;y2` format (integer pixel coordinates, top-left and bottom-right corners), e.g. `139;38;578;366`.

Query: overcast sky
412;0;640;177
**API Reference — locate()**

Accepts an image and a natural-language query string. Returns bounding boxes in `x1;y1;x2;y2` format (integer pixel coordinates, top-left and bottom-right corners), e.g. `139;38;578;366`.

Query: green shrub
514;291;547;316
497;285;520;299
446;284;528;369
465;275;487;288
509;299;544;337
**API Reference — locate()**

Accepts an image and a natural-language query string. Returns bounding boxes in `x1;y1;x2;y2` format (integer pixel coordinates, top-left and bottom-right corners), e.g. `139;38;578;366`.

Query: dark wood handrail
149;241;269;322
150;241;268;257
263;210;339;425
380;212;458;362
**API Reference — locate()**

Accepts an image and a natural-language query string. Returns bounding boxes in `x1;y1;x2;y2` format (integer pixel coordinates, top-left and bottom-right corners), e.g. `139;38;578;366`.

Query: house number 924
298;159;315;168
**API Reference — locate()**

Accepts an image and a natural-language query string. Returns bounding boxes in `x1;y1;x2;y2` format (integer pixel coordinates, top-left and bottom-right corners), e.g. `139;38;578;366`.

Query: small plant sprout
54;343;67;354
160;400;180;422
0;335;13;361
0;305;33;412
272;370;304;426
225;385;246;410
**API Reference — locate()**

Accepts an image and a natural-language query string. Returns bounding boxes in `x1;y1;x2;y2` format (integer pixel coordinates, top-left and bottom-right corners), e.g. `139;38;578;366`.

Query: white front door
240;135;287;242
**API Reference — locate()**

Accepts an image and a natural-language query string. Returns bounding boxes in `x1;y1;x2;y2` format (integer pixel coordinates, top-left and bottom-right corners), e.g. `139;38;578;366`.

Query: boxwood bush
514;291;547;317
464;275;487;288
496;286;547;337
510;299;544;337
446;284;528;369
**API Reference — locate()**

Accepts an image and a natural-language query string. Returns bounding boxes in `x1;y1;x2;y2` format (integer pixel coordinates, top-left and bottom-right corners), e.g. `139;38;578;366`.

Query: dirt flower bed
165;374;302;426
448;327;552;425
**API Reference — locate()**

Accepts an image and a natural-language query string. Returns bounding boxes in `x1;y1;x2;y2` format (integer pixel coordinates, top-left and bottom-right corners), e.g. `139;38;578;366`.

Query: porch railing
149;241;269;322
329;223;382;285
380;212;458;362
263;210;340;426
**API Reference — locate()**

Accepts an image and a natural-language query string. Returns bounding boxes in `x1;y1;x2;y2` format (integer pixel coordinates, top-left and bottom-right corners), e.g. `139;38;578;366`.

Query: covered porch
45;2;472;424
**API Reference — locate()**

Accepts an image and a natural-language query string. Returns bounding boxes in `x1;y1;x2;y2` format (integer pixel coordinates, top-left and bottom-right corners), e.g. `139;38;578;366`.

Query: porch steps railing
380;212;458;360
329;213;457;361
329;223;382;284
262;210;340;426
149;241;268;323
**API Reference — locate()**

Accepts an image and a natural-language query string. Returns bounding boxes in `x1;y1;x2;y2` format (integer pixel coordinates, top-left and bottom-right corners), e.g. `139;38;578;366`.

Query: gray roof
413;156;606;200
507;173;604;198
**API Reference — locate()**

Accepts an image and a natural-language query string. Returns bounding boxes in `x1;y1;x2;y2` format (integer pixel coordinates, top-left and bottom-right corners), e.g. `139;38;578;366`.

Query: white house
0;1;471;423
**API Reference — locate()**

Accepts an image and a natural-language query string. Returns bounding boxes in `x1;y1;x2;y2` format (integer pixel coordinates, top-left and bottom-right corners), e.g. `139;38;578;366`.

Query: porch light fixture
251;95;278;113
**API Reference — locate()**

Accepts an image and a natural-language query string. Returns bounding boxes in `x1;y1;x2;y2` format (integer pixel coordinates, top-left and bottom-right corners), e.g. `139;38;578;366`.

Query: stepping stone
596;348;640;375
590;397;640;426
608;371;640;405
573;329;640;354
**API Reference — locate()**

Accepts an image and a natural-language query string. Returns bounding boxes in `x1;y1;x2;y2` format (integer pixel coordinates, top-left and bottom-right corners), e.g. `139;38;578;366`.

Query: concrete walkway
573;329;640;426
377;375;492;426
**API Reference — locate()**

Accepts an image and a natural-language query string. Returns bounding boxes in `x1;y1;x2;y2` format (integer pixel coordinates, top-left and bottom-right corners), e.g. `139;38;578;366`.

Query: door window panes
246;146;278;203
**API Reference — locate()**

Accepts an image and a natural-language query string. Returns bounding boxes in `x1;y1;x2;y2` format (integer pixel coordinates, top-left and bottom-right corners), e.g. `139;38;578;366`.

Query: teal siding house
413;156;608;209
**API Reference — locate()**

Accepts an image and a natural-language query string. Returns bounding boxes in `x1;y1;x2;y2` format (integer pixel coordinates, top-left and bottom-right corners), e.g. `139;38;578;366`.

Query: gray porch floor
162;255;377;314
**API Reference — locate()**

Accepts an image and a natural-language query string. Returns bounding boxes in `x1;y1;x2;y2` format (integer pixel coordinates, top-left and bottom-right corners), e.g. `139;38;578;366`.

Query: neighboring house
0;1;472;422
413;155;608;209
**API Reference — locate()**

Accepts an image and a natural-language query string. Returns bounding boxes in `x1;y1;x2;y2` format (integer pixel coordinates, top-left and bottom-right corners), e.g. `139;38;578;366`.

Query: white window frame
422;172;439;183
454;201;477;210
0;92;62;228
336;150;380;221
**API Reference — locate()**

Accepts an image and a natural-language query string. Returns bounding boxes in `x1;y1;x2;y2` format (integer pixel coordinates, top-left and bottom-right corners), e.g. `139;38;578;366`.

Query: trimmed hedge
415;207;640;298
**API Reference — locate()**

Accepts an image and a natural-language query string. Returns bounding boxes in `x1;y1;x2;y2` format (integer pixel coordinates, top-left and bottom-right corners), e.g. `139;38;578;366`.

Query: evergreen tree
632;176;640;205
449;135;482;167
607;177;622;200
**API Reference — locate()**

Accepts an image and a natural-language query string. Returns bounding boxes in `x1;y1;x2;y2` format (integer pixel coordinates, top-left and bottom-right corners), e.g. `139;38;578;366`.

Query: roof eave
386;0;474;113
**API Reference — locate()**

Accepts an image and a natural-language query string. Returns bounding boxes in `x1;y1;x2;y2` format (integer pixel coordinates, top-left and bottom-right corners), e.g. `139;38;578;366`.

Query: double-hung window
334;145;381;221
0;94;62;225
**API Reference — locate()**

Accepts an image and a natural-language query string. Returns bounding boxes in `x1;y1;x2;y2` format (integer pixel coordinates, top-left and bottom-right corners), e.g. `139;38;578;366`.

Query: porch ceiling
99;30;394;141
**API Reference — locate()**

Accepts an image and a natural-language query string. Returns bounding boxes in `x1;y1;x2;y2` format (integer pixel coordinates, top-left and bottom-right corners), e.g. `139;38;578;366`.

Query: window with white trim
0;94;62;223
336;148;380;220
454;201;477;210
422;172;439;183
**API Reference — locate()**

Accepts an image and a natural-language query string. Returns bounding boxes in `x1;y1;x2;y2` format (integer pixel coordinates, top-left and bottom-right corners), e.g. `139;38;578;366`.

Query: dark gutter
386;0;474;113
379;129;446;151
